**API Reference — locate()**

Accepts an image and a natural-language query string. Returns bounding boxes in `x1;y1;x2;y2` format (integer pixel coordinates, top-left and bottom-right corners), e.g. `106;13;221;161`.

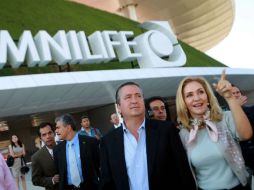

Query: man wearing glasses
145;96;169;121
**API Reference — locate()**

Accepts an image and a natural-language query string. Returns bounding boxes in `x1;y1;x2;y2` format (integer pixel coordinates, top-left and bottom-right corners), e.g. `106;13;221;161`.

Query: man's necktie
50;152;54;160
68;143;81;187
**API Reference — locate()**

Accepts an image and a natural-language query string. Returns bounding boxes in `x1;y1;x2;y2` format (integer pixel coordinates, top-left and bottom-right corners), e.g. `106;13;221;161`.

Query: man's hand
95;134;100;140
52;174;60;184
236;95;248;106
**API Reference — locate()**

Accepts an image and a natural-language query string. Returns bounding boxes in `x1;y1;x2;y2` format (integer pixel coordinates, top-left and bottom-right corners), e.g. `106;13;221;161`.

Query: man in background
232;85;254;171
145;96;169;121
108;113;121;132
79;115;102;140
31;122;59;190
54;114;100;190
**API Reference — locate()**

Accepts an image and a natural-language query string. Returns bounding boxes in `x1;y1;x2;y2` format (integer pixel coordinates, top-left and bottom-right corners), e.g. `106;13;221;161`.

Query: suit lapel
78;135;88;176
40;146;56;174
42;146;54;160
145;119;159;180
113;126;129;184
59;141;67;174
115;126;126;168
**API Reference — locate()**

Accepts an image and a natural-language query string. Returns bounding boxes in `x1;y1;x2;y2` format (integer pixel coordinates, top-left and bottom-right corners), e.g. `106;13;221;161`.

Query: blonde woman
8;135;27;190
176;70;252;190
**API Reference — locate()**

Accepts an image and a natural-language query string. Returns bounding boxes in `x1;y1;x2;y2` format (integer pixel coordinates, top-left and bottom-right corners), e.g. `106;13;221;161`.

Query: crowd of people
1;70;253;190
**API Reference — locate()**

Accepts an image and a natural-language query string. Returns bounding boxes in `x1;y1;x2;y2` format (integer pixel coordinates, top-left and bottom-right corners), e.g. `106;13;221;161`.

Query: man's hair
145;96;170;120
115;81;143;104
110;113;117;118
145;96;166;110
38;122;54;137
231;84;243;94
55;114;77;131
81;115;89;121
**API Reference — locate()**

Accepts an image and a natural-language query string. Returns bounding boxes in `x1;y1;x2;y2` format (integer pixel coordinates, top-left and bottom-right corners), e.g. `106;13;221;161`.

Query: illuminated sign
0;21;186;69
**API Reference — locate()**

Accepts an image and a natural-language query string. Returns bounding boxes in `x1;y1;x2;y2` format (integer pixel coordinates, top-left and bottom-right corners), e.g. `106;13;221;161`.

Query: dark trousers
66;183;85;190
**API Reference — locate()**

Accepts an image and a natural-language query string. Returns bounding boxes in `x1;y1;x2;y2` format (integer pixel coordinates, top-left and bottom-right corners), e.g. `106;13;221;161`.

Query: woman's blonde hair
176;76;223;130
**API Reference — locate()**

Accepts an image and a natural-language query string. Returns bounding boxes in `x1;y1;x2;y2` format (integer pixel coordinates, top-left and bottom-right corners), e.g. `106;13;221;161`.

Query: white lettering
0;30;40;69
102;31;120;61
0;21;186;69
77;31;103;64
88;31;109;63
34;30;71;66
134;21;186;68
113;31;141;62
67;31;83;64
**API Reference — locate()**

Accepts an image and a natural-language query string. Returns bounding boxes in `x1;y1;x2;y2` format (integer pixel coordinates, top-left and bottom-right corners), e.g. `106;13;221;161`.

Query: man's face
40;125;55;148
117;85;145;119
232;86;242;99
55;121;69;140
149;99;167;121
81;118;90;129
111;114;120;125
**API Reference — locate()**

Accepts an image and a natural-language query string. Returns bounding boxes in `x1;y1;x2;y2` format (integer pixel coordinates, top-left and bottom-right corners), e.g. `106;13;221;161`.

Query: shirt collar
81;127;93;131
45;146;53;154
67;132;79;146
122;119;146;133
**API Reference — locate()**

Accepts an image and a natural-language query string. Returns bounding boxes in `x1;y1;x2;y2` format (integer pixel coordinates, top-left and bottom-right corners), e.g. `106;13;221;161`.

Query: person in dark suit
108;113;121;132
100;82;196;190
232;85;254;171
31;122;59;190
145;96;169;121
53;114;100;190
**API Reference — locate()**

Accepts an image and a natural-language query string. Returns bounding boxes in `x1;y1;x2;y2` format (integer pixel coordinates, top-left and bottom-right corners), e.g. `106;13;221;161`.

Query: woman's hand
14;152;23;158
213;70;253;140
213;70;233;100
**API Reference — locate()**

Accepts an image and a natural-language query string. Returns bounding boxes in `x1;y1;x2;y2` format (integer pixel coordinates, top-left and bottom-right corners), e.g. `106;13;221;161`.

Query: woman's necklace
189;117;205;130
189;110;210;130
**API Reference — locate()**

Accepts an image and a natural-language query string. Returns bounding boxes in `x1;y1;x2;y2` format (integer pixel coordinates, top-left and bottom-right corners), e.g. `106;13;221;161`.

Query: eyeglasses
151;106;166;112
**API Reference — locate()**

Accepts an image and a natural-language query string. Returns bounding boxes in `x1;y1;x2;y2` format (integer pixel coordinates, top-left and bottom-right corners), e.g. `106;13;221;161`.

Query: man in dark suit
108;113;121;132
100;82;196;190
232;85;254;171
31;122;59;190
145;96;169;121
53;114;100;190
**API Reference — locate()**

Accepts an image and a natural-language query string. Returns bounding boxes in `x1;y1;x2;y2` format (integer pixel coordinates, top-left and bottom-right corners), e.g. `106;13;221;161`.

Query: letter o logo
134;21;186;68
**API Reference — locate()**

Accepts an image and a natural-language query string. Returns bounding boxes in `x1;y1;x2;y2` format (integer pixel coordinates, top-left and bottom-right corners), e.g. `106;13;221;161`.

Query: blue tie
68;143;81;187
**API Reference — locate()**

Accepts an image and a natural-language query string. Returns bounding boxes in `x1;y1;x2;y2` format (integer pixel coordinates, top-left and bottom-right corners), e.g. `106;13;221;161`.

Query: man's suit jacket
31;146;58;190
100;119;196;190
107;125;118;134
241;106;254;170
53;135;100;190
